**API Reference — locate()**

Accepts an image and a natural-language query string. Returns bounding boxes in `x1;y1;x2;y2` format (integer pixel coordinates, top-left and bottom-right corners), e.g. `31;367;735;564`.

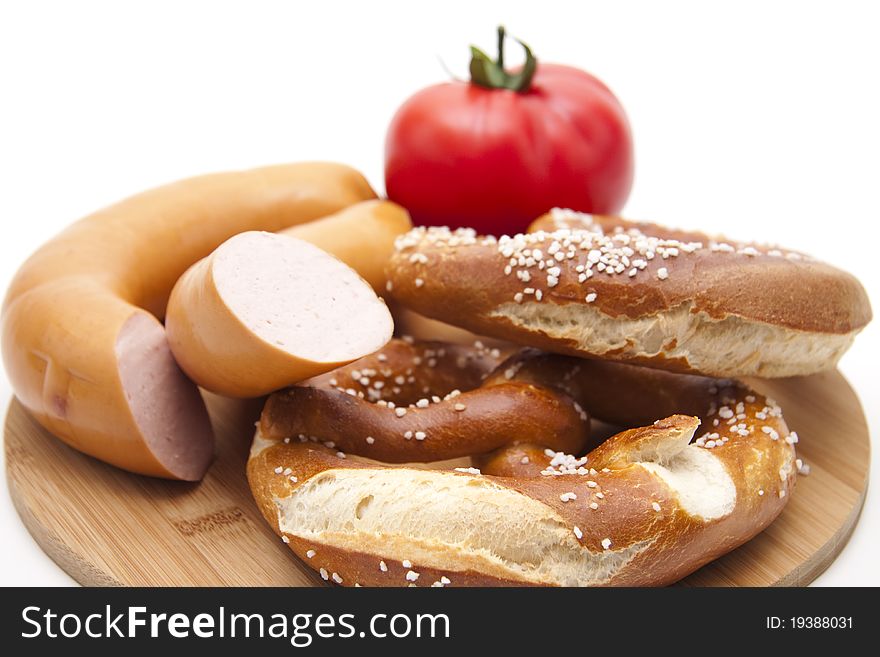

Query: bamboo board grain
4;368;870;587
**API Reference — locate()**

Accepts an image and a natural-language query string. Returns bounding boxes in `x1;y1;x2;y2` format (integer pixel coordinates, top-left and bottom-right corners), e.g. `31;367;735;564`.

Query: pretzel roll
481;349;718;429
258;338;587;463
248;342;798;586
385;209;871;378
472;443;551;479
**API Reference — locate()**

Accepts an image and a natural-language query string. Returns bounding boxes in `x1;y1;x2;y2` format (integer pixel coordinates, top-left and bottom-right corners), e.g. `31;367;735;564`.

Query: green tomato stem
496;25;505;70
469;25;537;93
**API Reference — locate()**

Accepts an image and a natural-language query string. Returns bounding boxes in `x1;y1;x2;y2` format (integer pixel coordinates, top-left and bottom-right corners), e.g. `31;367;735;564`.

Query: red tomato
385;28;634;236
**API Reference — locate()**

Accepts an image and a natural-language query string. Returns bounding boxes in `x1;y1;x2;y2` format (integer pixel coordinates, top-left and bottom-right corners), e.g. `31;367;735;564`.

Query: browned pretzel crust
248;340;798;587
260;339;588;462
384;209;870;377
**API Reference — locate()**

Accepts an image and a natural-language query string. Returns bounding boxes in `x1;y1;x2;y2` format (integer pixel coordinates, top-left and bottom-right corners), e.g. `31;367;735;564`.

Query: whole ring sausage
2;162;375;479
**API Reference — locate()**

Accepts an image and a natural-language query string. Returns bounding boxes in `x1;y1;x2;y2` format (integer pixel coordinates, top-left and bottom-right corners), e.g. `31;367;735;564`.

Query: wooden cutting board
4;368;870;587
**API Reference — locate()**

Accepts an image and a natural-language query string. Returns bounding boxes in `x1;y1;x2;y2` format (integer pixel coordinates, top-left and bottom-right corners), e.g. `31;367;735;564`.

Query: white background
0;0;877;585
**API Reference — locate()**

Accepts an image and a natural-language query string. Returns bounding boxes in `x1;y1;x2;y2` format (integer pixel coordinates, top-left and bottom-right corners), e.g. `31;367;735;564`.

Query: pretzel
384;209;871;378
258;338;588;463
248;339;798;586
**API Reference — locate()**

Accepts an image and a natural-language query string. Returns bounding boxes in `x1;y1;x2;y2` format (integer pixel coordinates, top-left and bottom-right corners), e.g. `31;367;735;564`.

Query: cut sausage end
116;313;214;480
212;231;393;364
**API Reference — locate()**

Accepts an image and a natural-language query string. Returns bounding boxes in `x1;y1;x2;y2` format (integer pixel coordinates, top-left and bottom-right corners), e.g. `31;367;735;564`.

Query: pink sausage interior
116;313;214;480
211;231;393;363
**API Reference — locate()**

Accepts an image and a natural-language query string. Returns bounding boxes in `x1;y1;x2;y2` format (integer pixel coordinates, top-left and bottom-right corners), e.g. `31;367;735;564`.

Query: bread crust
531;211;871;332
385;210;871;377
248;341;798;586
258;339;587;462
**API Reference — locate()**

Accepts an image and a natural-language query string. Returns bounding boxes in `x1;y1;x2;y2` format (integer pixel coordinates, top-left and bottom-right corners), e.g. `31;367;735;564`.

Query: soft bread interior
640;449;735;520
621;419;737;520
258;419;738;585
275;467;652;587
491;300;857;378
